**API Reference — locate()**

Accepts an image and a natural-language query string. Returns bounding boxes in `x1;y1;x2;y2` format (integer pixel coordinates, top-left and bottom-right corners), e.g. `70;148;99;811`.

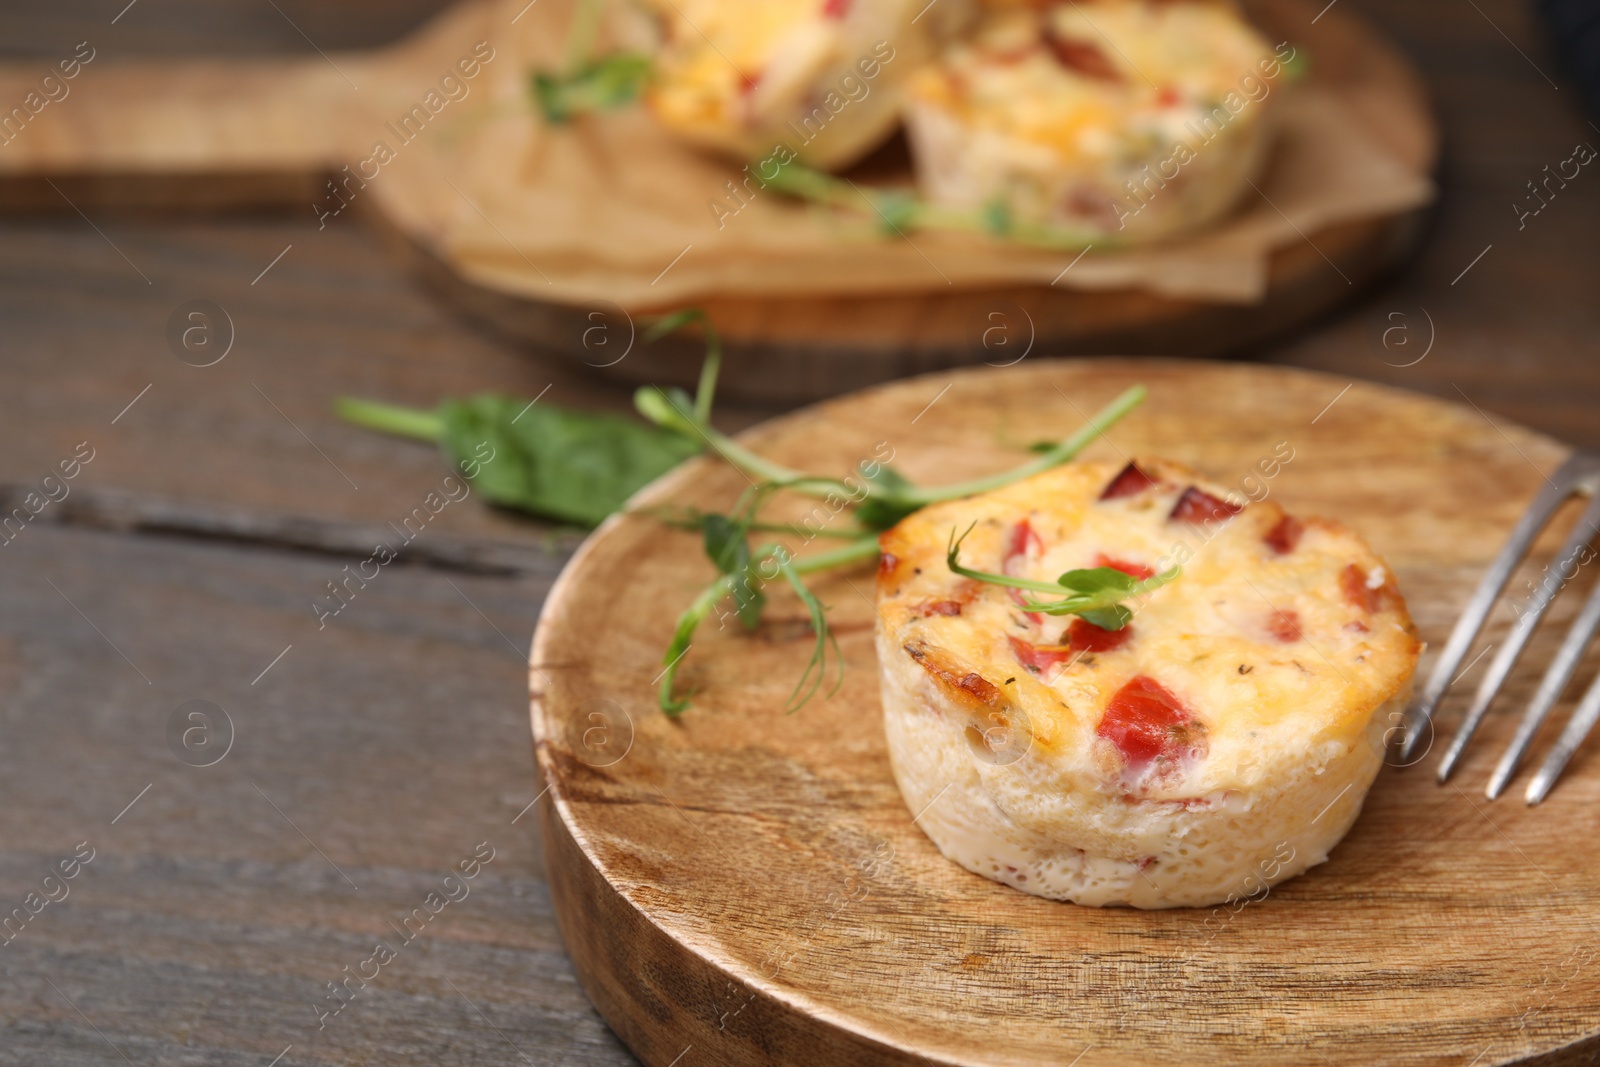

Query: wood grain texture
531;360;1600;1067
0;523;635;1066
0;0;1438;403
0;216;641;556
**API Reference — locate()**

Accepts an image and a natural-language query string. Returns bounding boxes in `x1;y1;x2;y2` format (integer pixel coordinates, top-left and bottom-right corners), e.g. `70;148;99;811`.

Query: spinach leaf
337;393;699;528
852;464;922;531
439;396;699;527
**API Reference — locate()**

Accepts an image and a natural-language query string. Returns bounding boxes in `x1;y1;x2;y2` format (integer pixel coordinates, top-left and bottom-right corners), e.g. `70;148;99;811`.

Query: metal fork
1398;450;1600;803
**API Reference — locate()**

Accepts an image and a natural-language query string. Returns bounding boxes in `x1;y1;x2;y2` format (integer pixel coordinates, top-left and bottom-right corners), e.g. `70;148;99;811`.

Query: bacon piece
1155;85;1180;107
1097;676;1203;767
1099;461;1157;500
1006;587;1044;623
1044;30;1122;82
878;552;899;579
1264;514;1304;555
918;599;964;618
1094;553;1155;581
1342;564;1382;613
954;672;1004;704
1067;616;1132;652
1007;635;1075;673
1004;520;1046;624
1265;609;1302;643
821;0;852;16
1005;520;1043;563
1169;486;1242;525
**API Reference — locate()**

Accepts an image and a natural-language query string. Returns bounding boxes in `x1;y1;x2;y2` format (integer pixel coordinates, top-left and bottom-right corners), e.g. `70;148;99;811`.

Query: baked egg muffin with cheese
641;0;972;169
903;0;1284;241
876;458;1418;908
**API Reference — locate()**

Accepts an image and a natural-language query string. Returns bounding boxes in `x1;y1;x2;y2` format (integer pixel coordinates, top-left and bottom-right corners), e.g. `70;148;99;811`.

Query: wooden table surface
0;2;1595;1065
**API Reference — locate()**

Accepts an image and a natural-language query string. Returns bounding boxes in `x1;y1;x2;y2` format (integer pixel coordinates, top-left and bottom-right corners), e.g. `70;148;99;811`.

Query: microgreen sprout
657;534;876;716
530;0;651;124
339;296;1157;716
646;350;1150;713
945;523;1180;630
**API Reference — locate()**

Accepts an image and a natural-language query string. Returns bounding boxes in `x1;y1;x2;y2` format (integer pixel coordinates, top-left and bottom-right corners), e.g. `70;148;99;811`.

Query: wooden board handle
0;1;505;180
0;56;360;176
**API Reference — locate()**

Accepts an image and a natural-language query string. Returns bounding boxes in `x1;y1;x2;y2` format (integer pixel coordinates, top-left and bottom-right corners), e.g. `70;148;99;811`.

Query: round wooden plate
0;0;1435;403
530;360;1600;1067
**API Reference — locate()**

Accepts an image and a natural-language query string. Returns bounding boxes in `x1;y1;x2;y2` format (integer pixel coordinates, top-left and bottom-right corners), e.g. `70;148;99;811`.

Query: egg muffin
903;0;1286;241
875;458;1418;908
641;0;972;169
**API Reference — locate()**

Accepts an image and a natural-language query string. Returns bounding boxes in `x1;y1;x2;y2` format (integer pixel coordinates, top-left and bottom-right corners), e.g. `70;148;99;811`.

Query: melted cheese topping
644;0;837;127
639;0;967;168
877;458;1419;798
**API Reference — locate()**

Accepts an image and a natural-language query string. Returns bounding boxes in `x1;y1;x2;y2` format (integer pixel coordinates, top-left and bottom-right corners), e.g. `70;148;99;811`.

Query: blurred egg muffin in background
903;0;1293;241
640;0;974;169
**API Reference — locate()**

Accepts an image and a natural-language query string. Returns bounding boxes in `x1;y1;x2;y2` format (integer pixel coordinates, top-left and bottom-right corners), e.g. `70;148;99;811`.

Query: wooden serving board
0;0;1436;403
529;361;1600;1067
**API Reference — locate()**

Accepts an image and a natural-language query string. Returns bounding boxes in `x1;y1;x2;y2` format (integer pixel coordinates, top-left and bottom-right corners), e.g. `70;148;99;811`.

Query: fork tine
1398;458;1589;760
1526;668;1600;804
1434;618;1539;781
1435;492;1600;783
1487;570;1600;798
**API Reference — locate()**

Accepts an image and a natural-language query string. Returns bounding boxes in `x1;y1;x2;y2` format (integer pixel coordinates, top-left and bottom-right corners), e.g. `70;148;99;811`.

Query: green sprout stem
693;326;722;425
635;387;801;484
764;162;1111;252
637;383;1147;508
787;534;880;574
638;308;727;436
644;507;870;540
658;574;733;715
565;0;606;72
774;549;845;711
334;398;444;443
946;523;1178;629
658;534;877;714
911;384;1146;505
1014;577;1175;617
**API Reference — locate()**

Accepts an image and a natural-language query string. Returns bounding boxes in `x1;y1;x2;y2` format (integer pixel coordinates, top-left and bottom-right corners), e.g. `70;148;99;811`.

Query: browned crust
902;640;1011;712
